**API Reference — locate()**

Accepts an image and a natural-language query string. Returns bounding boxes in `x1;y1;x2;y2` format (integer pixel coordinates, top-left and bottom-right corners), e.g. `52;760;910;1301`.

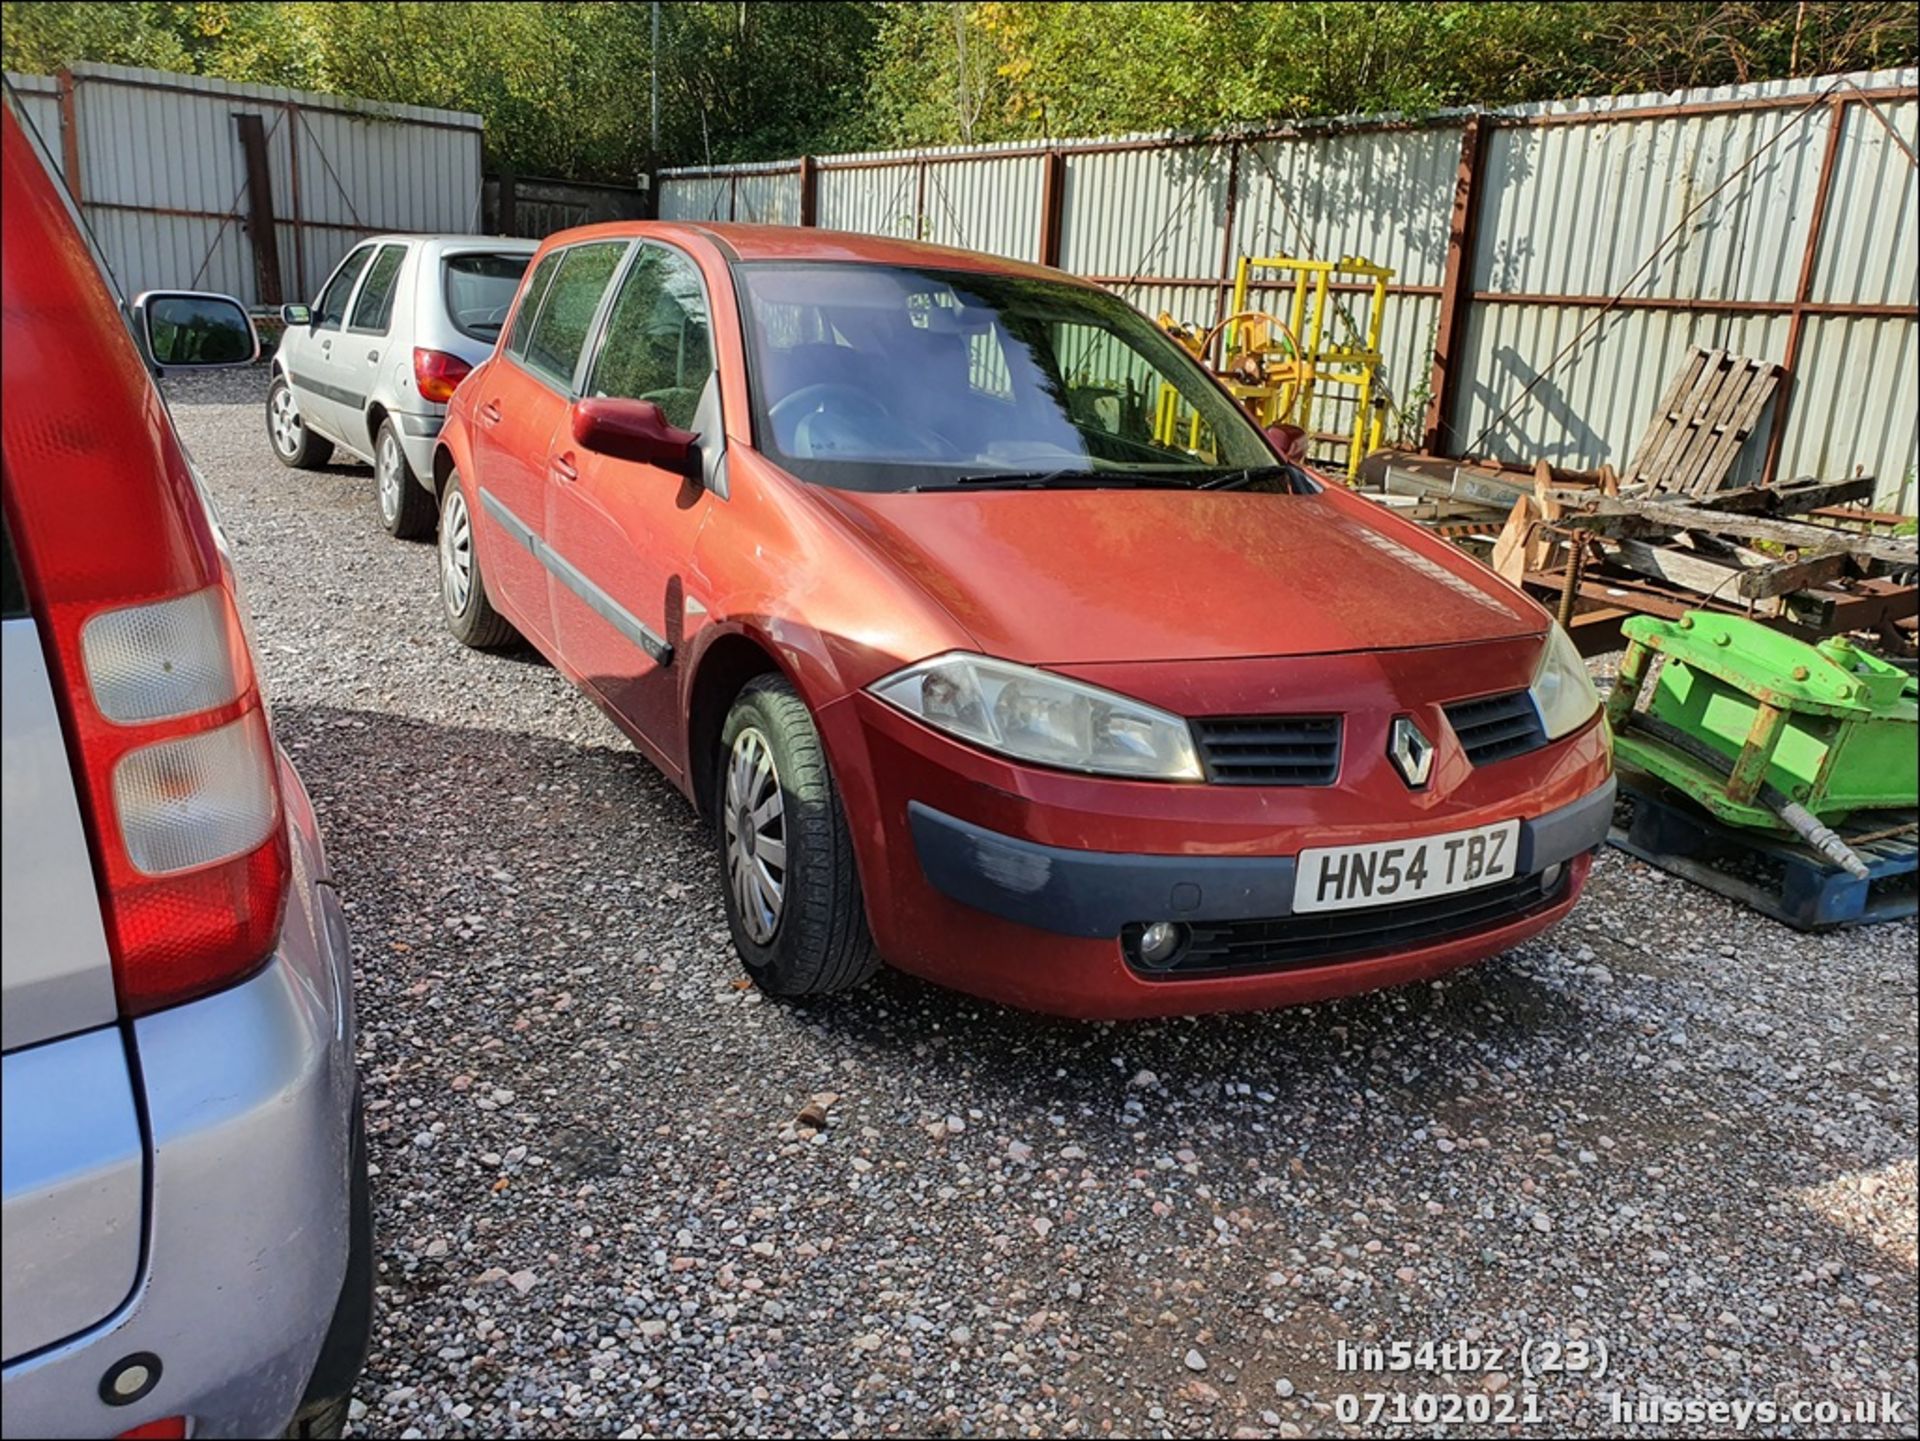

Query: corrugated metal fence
4;63;484;310
661;68;1918;513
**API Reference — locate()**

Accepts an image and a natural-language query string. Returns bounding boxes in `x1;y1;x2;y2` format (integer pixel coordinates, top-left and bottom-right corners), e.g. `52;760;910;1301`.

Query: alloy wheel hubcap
440;488;473;616
271;386;301;456
723;728;786;944
378;433;402;520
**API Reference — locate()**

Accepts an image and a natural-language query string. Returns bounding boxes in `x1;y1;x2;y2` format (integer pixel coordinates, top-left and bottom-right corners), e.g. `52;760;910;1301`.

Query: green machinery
1605;612;1918;882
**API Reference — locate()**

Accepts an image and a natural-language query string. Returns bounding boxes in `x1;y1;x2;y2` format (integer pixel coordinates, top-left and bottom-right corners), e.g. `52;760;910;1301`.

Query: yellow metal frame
1228;254;1392;484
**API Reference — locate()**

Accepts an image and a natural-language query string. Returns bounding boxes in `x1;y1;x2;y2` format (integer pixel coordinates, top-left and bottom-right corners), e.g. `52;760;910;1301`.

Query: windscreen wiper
1197;463;1317;493
946;468;1200;491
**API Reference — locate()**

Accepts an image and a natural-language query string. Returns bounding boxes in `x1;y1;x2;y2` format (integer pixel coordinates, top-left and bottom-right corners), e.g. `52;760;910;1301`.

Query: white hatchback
268;234;537;537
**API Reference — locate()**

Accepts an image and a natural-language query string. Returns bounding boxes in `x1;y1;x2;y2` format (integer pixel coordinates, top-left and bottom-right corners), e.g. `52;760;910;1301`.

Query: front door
549;243;720;779
467;240;626;651
288;244;373;443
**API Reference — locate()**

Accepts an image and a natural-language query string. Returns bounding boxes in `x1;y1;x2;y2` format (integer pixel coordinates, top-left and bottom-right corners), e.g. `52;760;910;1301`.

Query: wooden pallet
1625;348;1785;496
1608;782;1917;930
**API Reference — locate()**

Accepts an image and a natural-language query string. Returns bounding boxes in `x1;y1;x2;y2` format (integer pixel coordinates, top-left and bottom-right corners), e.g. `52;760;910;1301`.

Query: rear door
334;240;410;449
467;240;627;650
0;512;144;1361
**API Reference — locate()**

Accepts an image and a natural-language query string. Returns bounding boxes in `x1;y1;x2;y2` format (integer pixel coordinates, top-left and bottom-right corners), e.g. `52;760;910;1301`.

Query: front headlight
869;652;1204;780
1528;623;1601;739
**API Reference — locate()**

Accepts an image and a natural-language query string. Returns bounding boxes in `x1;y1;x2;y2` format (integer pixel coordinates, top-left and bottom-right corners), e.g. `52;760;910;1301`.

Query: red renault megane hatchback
430;223;1613;1019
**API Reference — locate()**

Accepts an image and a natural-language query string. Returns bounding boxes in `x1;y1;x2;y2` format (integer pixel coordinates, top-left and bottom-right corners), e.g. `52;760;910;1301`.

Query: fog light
1540;861;1565;893
1138;921;1186;966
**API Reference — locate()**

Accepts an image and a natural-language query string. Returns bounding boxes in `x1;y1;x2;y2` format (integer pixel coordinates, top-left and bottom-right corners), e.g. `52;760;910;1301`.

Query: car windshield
444;252;533;342
736;262;1276;491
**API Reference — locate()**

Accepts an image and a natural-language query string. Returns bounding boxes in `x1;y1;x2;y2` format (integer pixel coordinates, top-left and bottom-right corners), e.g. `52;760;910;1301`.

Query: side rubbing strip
284;370;367;412
476;487;673;665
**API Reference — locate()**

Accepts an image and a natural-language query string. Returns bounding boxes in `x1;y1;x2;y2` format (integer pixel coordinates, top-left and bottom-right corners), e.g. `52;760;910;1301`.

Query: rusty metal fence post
798;153;818;227
1423;115;1487;456
232;112;284;306
1760;94;1849;485
1038;149;1065;267
55;67;83;201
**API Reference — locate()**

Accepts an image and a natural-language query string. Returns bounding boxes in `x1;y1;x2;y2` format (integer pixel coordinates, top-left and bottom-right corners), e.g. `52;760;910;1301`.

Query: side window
588;246;715;430
522;243;625;389
348;244;407;333
504;250;563;360
313;246;374;330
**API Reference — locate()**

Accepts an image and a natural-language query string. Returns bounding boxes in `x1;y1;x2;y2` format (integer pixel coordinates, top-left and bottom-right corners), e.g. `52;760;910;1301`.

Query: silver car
2;98;367;1439
267;234;537;538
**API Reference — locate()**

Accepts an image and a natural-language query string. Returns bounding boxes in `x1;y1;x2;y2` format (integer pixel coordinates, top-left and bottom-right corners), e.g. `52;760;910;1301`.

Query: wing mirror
133;290;259;369
571;397;700;478
280;302;312;327
1265;422;1308;463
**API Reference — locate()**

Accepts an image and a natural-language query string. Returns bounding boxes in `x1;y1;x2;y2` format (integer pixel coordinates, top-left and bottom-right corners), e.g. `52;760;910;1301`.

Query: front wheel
717;676;880;997
439;478;517;649
268;375;333;470
375;420;435;540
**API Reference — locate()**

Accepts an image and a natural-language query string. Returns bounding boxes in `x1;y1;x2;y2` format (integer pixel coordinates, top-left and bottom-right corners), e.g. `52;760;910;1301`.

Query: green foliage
866;1;1920;145
1;1;196;73
3;1;883;177
5;1;1914;172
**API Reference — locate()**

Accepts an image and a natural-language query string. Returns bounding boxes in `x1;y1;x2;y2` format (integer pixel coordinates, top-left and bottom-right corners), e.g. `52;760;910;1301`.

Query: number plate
1295;820;1520;913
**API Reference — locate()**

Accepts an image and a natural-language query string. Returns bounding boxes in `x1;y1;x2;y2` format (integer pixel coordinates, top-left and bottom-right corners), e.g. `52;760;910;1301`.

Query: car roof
352;234;540;255
529;221;1095;287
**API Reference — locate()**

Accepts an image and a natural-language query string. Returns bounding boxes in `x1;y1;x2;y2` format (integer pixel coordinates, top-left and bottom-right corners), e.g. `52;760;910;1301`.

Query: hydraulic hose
1620;711;1872;881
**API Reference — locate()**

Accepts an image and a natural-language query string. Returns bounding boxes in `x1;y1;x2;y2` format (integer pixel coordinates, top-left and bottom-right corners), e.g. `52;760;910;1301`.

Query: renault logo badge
1388;716;1435;789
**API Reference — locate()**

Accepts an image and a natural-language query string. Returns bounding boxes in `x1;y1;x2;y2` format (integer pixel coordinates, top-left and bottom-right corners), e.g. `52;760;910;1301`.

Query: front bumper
1;755;360;1439
820;684;1614;1019
910;778;1613;938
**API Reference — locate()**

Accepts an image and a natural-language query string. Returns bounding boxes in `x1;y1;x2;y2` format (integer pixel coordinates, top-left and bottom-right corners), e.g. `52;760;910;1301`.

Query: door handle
550;453;579;484
479;401;502;427
366;350;380;364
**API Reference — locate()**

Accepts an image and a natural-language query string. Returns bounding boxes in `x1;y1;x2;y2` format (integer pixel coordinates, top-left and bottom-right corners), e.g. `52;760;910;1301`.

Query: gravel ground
168;370;1916;1439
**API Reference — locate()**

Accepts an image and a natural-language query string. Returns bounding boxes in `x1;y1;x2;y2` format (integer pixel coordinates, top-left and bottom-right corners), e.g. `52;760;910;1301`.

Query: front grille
1193;715;1341;786
1445;690;1547;765
1124;868;1568;978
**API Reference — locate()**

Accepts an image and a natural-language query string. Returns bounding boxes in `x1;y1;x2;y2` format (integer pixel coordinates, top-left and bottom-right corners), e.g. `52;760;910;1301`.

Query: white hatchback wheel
270;382;303;458
377;428;405;524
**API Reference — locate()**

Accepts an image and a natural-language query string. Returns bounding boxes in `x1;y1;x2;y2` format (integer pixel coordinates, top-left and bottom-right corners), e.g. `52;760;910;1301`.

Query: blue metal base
1608;781;1917;931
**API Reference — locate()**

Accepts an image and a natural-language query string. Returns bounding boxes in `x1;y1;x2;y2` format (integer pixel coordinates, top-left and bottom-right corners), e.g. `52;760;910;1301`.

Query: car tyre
717;675;880;997
285;1395;348;1439
375;419;435;540
438;477;517;649
267;374;334;470
284;1090;372;1439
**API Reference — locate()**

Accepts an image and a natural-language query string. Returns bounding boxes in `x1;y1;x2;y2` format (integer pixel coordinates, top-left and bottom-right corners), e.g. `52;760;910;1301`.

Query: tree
6;2;1913;169
862;1;1919;146
3;1;884;178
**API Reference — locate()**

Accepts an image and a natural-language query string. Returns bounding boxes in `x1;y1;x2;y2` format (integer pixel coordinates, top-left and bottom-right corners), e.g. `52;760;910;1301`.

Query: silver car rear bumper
1;755;359;1439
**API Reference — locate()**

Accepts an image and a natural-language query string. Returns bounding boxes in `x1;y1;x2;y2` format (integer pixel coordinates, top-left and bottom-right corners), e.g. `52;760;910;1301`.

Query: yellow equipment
1157;253;1395;484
